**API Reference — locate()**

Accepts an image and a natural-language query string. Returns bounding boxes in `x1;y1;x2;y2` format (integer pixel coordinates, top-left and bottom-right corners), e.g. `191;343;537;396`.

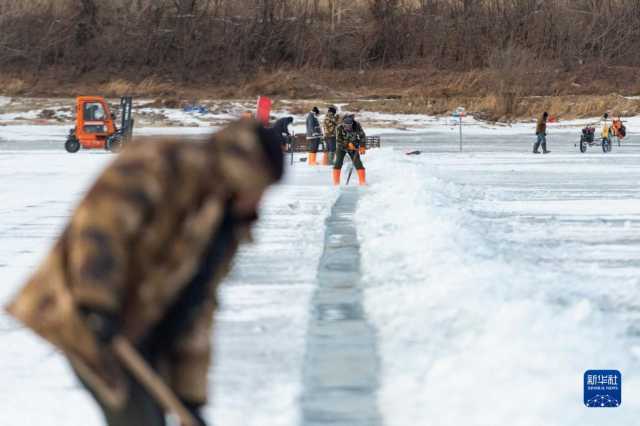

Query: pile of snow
358;147;640;425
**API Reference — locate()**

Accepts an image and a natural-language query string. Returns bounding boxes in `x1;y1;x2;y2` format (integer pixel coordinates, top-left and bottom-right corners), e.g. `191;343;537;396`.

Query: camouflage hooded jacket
323;112;339;138
6;120;281;408
336;121;366;151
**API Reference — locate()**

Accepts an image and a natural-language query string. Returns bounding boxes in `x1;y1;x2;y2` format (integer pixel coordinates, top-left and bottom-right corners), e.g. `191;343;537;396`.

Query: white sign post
452;107;466;152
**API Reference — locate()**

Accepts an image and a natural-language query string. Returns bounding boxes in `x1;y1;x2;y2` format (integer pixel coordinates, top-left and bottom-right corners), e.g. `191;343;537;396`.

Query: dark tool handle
346;150;360;185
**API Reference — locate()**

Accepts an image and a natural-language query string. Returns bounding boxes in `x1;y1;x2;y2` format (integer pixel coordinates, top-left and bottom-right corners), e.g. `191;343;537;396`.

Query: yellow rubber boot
321;152;329;165
357;169;366;186
308;152;317;166
332;169;341;186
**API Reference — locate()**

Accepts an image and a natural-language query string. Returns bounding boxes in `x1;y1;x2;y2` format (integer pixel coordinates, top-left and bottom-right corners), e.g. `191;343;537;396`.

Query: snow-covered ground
359;138;640;425
2;119;640;425
209;165;337;426
3;95;640;140
0;150;113;425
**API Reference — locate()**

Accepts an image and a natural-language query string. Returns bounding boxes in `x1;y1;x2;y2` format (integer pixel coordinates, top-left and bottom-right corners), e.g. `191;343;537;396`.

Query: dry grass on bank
1;78;28;95
2;67;640;121
344;95;640;122
98;78;175;97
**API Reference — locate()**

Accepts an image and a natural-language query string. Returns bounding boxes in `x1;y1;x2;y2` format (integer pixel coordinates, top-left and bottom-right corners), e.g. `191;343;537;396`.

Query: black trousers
325;136;336;152
307;137;322;153
333;148;364;170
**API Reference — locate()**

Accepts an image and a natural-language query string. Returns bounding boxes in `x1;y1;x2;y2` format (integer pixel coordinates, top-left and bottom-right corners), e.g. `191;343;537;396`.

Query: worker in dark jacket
534;112;550;154
6;120;284;426
273;116;294;150
333;115;366;185
306;107;322;165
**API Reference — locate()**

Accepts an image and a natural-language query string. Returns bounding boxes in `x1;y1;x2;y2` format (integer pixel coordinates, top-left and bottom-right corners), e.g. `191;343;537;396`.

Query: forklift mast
119;96;134;139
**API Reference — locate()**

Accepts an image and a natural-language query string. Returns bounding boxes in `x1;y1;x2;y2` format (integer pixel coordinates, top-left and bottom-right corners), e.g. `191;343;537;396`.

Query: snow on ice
359;141;640;425
2;112;640;425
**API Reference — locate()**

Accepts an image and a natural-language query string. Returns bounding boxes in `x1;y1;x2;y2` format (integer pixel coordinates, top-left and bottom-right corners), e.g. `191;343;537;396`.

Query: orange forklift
65;96;134;153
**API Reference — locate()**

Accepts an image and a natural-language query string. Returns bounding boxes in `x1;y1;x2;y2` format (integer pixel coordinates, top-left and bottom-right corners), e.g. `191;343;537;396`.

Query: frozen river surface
1;130;640;425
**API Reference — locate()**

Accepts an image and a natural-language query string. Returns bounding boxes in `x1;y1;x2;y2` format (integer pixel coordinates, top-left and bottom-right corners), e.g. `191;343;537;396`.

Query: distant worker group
306;105;367;185
537;111;628;154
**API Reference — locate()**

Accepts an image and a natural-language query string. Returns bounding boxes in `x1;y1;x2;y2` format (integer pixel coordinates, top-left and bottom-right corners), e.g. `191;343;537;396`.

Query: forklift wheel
65;138;80;153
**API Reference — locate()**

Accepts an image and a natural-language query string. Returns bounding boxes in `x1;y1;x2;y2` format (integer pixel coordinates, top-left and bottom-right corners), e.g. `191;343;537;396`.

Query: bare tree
2;0;640;82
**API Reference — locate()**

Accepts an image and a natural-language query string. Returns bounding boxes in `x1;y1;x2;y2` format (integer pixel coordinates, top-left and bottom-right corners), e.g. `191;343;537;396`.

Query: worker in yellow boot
333;115;366;186
306;107;322;165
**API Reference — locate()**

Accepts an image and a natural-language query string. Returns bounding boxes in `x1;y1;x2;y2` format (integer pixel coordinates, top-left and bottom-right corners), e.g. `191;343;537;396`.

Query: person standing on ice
306;106;323;165
533;111;550;154
601;112;612;141
323;105;339;165
272;116;294;150
6;120;284;426
333;115;366;185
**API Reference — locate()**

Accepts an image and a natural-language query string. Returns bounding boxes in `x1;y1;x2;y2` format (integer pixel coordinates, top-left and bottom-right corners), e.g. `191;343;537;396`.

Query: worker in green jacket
332;115;366;185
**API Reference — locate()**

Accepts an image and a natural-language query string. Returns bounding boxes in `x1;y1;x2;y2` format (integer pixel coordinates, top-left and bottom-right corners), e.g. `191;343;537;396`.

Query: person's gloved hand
79;307;119;345
358;146;366;155
347;142;356;151
181;399;208;426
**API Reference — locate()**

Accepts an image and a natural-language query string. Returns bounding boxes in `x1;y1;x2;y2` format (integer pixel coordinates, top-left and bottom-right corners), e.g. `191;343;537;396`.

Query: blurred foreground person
6;120;284;426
